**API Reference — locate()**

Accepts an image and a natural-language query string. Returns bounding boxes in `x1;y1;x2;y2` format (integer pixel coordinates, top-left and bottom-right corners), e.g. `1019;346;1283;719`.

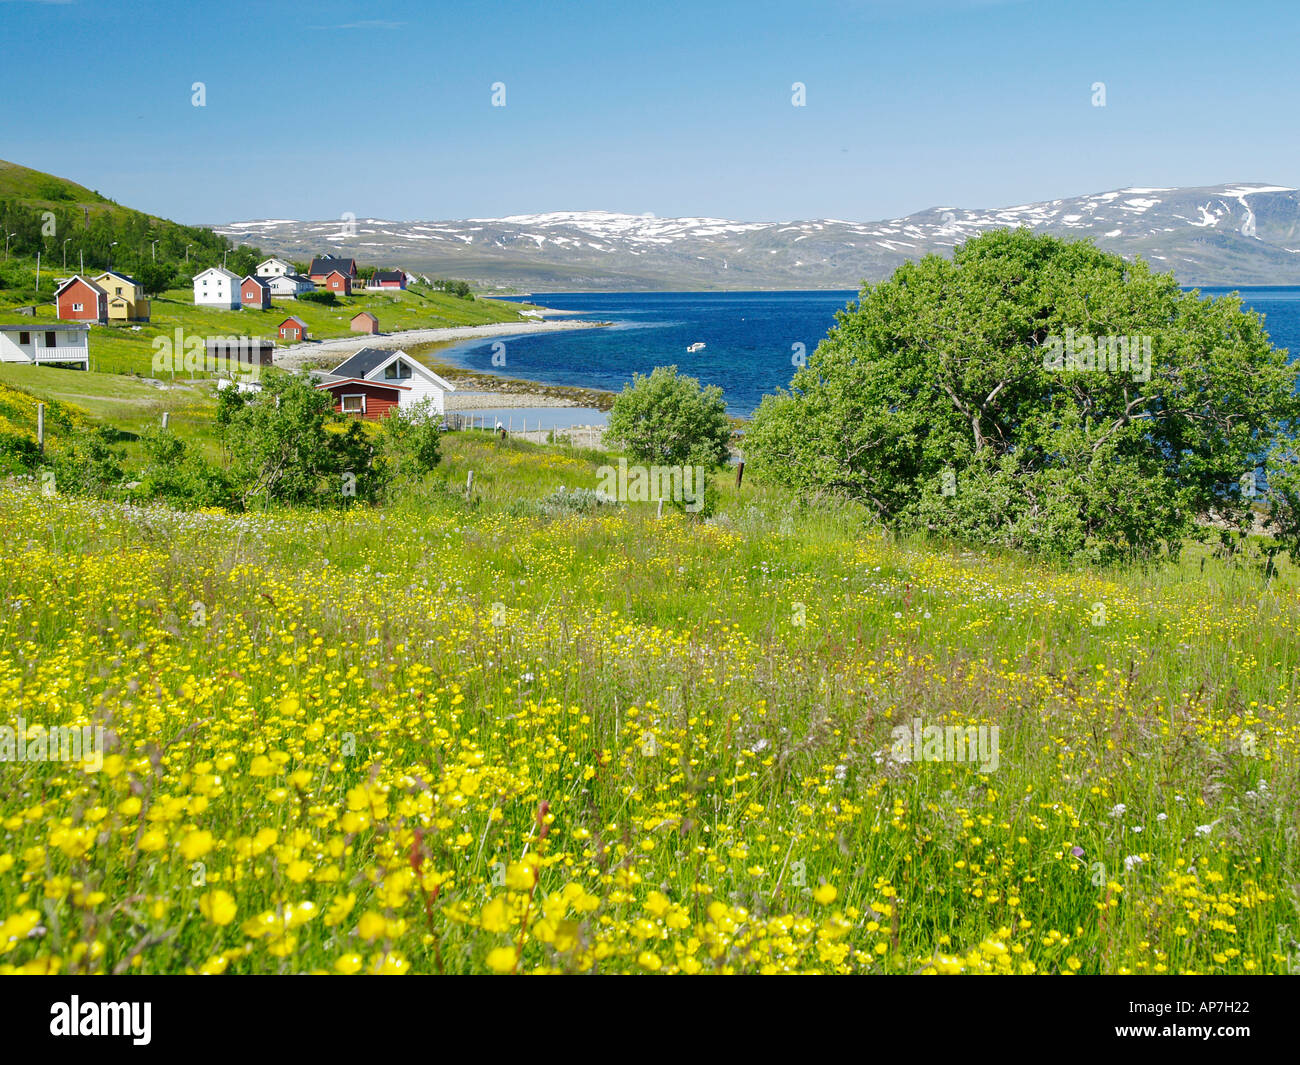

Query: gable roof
93;269;140;288
329;347;392;379
351;311;378;322
0;322;90;332
279;315;308;327
372;270;404;282
54;274;107;298
328;347;455;391
240;275;271;290
309;256;356;276
316;377;410;392
257;257;294;269
194;266;240;281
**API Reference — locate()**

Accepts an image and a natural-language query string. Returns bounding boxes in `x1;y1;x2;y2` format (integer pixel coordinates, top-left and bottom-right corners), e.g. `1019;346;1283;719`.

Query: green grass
0;430;1298;974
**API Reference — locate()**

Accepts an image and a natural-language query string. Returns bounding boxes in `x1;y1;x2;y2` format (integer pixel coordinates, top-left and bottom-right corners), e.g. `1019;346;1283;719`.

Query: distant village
0;254;470;423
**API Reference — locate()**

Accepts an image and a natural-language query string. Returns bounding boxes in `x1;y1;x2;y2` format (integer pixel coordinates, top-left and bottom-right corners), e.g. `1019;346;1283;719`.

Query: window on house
383;360;412;380
45;332;57;347
341;395;364;414
72;303;83;312
18;331;30;345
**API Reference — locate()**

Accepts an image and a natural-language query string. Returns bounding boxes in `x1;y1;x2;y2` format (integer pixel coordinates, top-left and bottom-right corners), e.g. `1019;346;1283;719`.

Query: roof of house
279;315;308;326
94;269;140;287
195;266;240;281
240;275;271;289
351;311;378;321
372;270;404;282
329;347;394;379
309;256;356;275
315;377;410;392
258;257;294;267
54;274;107;297
0;322;90;332
328;347;456;391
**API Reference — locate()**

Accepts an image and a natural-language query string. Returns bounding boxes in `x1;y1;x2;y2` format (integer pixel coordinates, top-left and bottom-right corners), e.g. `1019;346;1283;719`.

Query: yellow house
93;270;151;322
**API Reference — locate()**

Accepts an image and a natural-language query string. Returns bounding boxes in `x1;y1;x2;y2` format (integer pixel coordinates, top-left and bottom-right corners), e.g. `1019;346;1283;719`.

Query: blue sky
2;0;1298;225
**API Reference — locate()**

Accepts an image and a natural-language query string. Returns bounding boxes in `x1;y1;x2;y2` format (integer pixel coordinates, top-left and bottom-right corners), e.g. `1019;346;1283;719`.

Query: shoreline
271;317;607;371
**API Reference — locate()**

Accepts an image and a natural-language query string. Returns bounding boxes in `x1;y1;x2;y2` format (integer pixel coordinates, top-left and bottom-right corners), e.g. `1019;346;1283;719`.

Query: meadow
1;429;1297;975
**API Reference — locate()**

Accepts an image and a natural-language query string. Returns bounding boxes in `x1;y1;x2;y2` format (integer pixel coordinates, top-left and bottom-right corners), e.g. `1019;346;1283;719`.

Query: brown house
350;311;379;334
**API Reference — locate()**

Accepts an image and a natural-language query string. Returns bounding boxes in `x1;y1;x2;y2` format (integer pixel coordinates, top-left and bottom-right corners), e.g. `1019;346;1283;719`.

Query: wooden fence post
36;403;44;456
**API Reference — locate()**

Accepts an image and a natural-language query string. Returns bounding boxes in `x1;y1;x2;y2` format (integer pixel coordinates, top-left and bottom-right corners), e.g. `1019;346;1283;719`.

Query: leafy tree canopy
746;229;1300;561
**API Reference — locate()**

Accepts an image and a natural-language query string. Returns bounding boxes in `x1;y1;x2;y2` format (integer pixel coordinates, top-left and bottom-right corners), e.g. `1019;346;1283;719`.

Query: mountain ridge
214;182;1300;291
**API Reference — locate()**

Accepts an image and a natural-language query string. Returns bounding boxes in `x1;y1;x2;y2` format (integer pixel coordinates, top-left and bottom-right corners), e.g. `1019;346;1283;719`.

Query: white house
323;347;456;414
264;272;316;299
193;266;241;309
0;323;90;369
256;257;295;278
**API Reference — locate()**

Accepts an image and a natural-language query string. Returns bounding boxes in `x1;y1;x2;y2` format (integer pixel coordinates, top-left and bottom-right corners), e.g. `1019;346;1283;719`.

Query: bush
299;290;336;306
48;427;126;498
605;365;732;468
138;426;234;508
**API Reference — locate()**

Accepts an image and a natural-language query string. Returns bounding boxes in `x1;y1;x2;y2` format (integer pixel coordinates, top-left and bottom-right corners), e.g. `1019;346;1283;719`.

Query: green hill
0;157;230;292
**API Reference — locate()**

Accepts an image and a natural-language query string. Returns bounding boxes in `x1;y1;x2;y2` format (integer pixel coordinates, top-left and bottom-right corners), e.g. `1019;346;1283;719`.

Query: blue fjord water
438;288;1300;419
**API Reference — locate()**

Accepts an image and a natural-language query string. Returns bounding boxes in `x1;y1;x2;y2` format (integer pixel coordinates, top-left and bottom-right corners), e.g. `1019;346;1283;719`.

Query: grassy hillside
0;158;115;214
0;430;1296;975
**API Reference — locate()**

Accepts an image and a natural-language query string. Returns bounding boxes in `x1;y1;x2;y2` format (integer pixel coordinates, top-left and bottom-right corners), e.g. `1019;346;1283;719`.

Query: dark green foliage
137;426;234;508
298;290;337;306
606;364;732;469
747;230;1300;562
48;427;126;497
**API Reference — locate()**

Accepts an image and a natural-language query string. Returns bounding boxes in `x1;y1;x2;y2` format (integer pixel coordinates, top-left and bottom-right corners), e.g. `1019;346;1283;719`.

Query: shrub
605;365;732;469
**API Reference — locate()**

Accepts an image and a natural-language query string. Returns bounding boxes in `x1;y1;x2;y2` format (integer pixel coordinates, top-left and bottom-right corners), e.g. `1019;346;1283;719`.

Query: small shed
350;311;379;334
278;315;308;342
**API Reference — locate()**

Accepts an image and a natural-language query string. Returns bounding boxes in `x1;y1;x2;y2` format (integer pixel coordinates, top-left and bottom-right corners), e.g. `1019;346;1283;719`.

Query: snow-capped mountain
215;183;1300;290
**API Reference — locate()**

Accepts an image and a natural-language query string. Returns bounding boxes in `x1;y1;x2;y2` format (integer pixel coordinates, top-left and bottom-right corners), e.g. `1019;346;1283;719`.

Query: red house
350;311;379;334
322;270;352;295
308;256;357;283
315;378;407;420
54;275;108;324
278;315;308;341
370;270;406;290
239;276;272;310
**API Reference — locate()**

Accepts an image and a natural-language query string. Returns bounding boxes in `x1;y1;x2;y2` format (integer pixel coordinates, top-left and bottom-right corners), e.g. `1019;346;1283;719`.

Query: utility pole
151;239;159;261
79;249;84;274
185;244;192;263
62;238;70;270
35;252;40;302
108;241;118;269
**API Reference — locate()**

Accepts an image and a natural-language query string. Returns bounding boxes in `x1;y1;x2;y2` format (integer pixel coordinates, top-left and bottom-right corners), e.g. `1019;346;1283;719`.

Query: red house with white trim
239;275;272;310
315;377;407;420
54;275;108;324
322;270;352;295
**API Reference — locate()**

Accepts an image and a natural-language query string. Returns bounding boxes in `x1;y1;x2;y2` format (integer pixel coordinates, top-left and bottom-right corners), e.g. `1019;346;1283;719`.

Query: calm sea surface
438;288;1300;418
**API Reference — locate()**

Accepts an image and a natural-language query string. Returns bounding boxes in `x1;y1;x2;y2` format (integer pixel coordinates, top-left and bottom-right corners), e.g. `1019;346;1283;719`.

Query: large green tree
747;229;1299;561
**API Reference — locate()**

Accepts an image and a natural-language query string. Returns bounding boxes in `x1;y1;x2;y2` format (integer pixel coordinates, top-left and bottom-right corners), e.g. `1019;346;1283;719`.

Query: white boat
686;342;705;352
